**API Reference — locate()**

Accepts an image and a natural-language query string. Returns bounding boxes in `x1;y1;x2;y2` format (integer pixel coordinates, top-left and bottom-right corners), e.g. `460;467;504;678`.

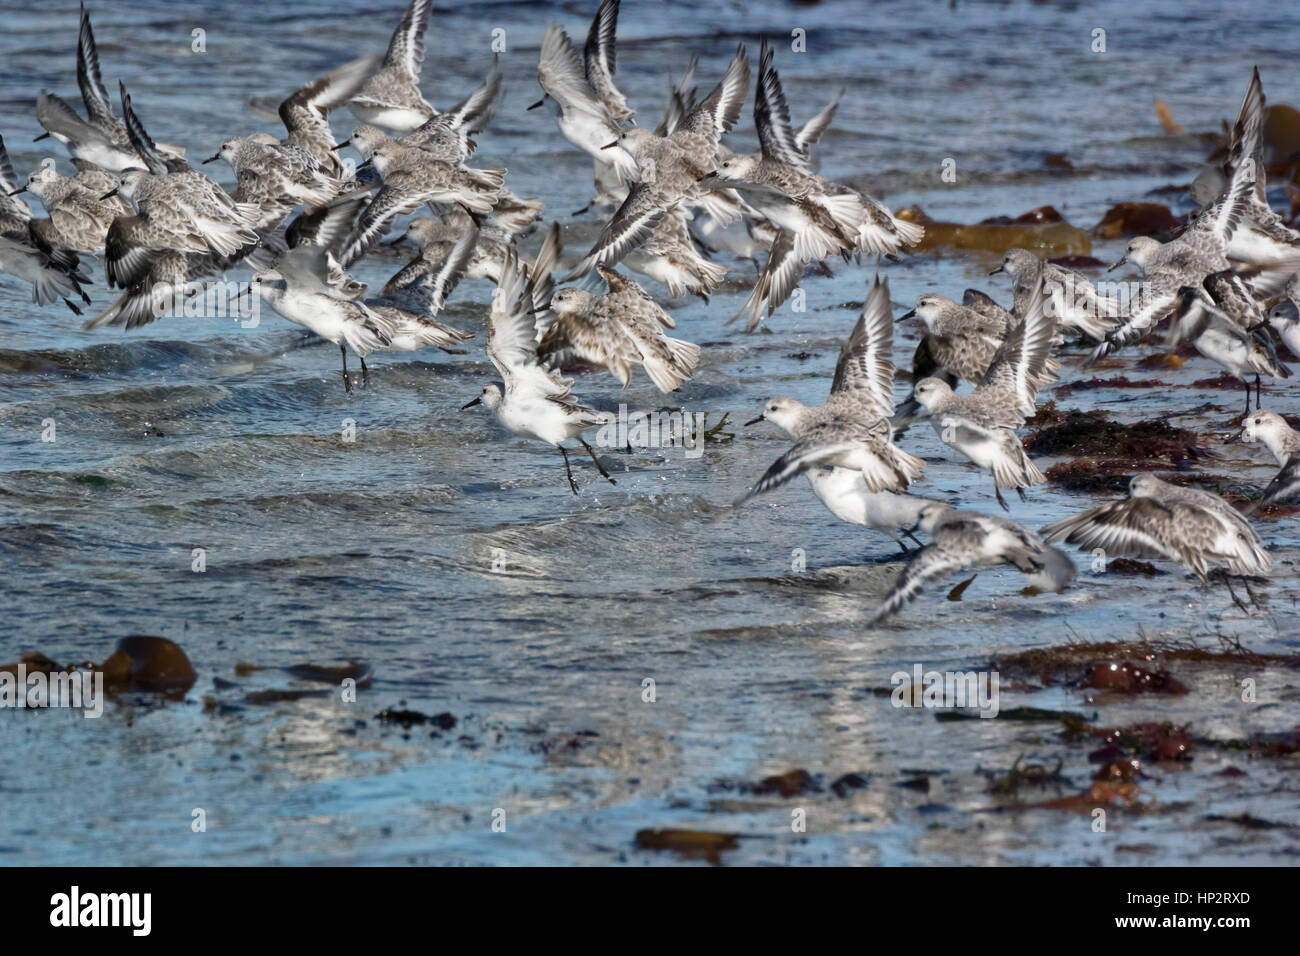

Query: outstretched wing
754;38;809;170
830;272;896;417
677;44;750;144
384;0;433;78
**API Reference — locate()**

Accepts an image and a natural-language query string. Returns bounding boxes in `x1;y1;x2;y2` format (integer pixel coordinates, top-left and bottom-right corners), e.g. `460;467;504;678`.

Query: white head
463;383;503;412
1128;473;1163;498
116;167;153;202
1241;409;1292;454
914;500;954;534
905;293;954;329
712;153;760;182
746;397;808;435
25;165;68;201
996;248;1040;282
549;287;595;315
349;126;389;160
616;127;655;154
1116;237;1160;271
912;377;954;413
1267;298;1299;329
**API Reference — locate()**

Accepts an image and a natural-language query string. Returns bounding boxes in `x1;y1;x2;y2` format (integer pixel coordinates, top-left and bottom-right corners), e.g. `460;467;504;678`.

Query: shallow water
1;0;1298;865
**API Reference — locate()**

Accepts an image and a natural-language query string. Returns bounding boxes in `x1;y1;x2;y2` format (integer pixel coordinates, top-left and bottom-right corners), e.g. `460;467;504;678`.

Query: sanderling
562;45;751;280
346;122;541;236
866;502;1075;626
911;285;1055;510
22;163;131;254
1267;292;1300;358
463;249;615;494
1240;410;1300;510
100;85;261;287
338;141;504;267
0;141;92;312
1168;273;1290;415
1213;68;1300;263
347;0;501;134
900;292;1059;393
705;41;921;329
202;136;340;230
1104;154;1255;286
1041;473;1271;593
742;274;942;548
912;377;1046;511
739;278;927;505
991;247;1120;342
34;4;185;171
622;206;727;300
539;267;701;393
738;413;925;506
250;244;397;392
531;10;639;184
375;218;478;317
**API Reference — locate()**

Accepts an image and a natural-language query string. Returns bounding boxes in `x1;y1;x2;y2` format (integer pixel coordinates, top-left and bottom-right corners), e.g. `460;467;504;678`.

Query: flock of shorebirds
4;0;1300;623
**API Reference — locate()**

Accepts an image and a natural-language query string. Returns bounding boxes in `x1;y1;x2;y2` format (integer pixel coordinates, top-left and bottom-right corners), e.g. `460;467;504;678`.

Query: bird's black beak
8;186;25;196
33;132;50;142
1106;258;1124;273
461;397;482;410
100;188;119;200
988;265;1004;276
526;99;545;111
744;415;764;426
357;159;372;170
600;140;620;150
382;231;409;247
332;140;350;151
898;309;916;320
697;170;719;183
200;154;219;164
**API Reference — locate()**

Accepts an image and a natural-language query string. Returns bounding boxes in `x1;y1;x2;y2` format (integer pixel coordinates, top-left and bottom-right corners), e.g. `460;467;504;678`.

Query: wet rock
1044;153;1074;172
1091;202;1180;239
634;829;739;864
978;205;1064;225
1204;813;1293;830
1085;661;1189;695
1095;721;1194;762
375;708;435;727
895;205;1091;256
895;775;931;793
100;636;196;696
746;769;822;798
244;688;331;704
285;661;373;685
830;772;869;797
1105;558;1163;576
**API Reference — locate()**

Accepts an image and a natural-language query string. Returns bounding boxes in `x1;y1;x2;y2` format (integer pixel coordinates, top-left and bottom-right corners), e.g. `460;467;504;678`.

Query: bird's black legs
903;527;924;547
361;355;370;388
578;437;616;484
1255;374;1262;410
559;445;580;495
340;343;352;394
1242;380;1252;420
994;481;1010;512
